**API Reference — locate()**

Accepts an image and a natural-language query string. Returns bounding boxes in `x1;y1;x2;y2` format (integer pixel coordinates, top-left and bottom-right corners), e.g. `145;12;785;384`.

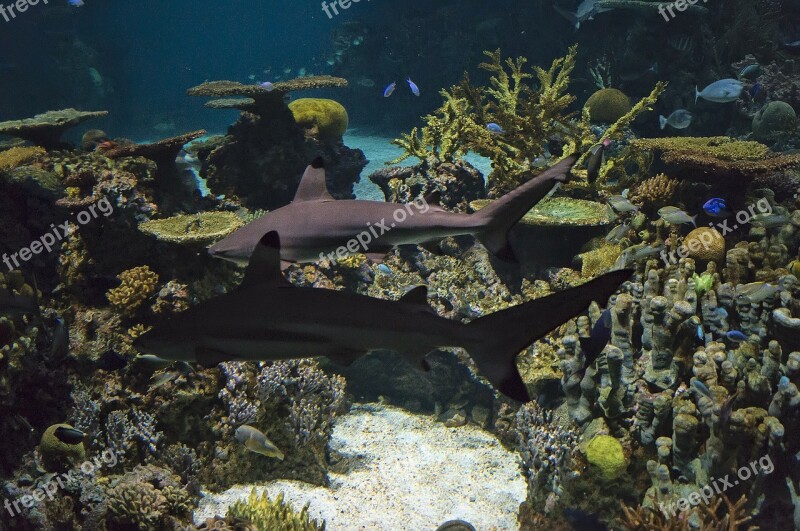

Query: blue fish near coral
703;197;732;218
695;79;744;103
383;82;396;98
487;123;505;134
726;330;748;343
407;78;420;96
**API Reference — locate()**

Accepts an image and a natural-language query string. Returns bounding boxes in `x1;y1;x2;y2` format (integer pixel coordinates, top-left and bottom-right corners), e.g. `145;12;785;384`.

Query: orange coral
629;173;679;206
106;266;159;315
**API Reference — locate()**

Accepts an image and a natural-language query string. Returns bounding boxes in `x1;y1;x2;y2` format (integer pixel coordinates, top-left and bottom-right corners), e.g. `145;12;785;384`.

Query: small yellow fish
235;425;284;460
788;259;800;278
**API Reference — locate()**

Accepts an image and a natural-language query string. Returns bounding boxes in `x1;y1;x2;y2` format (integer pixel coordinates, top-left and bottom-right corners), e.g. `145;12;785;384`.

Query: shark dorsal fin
293;157;334;202
241;231;290;287
400;285;428;305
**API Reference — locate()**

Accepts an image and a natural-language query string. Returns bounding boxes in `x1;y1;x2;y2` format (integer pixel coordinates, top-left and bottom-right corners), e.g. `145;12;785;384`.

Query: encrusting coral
0;109;108;149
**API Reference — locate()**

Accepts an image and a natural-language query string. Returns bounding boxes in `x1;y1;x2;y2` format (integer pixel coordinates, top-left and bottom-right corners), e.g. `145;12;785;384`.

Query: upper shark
136;231;632;402
553;0;613;30
208;155;578;267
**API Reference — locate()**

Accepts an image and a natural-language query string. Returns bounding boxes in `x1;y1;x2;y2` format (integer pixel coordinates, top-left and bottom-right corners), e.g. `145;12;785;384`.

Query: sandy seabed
195;403;526;530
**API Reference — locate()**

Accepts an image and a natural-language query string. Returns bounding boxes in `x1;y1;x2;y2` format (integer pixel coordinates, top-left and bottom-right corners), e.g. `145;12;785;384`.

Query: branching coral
226;489;324;530
618;494;754;530
629;173;679;206
106;266;159;315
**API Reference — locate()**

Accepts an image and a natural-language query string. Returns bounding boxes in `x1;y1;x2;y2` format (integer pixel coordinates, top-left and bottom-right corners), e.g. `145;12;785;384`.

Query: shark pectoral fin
293;157;335;202
365;252;386;264
240;232;291;287
196;348;231;368
399;285;428;305
328;349;365;367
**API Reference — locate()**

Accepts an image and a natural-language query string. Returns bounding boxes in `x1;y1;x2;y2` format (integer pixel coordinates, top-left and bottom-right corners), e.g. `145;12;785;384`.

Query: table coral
0;109;108;150
138;212;243;245
106;265;159;315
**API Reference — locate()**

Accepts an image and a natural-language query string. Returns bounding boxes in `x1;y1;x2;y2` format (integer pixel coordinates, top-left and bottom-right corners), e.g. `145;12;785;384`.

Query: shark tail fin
473;155;577;262
464;269;632;402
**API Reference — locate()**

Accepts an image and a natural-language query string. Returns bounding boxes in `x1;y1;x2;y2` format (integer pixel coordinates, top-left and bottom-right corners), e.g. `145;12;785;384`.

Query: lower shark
135;231;632;402
209;155;577;267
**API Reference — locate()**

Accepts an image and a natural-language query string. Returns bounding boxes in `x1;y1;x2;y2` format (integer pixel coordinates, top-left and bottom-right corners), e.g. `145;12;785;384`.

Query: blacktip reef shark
136;231;633;402
208;155;578;267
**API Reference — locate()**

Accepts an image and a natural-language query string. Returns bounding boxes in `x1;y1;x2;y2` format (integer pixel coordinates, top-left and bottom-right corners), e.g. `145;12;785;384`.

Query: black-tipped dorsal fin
241;231;290;287
399;285;428;305
293;157;334;202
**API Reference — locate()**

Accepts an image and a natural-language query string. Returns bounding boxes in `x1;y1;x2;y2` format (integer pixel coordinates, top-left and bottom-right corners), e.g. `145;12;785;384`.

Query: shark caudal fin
465;269;632;402
473;155;577;261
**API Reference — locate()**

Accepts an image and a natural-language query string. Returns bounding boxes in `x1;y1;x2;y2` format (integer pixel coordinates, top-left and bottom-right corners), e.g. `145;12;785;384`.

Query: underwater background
2;0;800;529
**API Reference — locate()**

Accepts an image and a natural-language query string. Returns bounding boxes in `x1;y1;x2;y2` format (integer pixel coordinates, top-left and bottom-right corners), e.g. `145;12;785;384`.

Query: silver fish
695;79;744;104
149;371;177;389
605;223;630;243
235;425;284;459
658;206;696;226
614;244;662;268
751;213;789;228
659;109;693;130
736;282;778;303
607;195;639;213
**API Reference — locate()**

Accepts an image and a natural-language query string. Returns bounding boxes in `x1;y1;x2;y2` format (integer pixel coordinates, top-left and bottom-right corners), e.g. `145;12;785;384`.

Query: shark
553;0;613;29
135;231;632;402
208;155;577;267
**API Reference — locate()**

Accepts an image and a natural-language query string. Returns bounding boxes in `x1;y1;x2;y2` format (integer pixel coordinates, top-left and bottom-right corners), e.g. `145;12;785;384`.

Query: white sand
195;404;525;530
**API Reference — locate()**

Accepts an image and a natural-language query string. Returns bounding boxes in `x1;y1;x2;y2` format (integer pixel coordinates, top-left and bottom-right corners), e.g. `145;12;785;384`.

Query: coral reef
289;98;349;141
106;265;160;316
0;146;45;171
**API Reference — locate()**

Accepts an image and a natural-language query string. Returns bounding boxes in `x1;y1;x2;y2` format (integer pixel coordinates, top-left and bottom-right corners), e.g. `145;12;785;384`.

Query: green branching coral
391;46;666;195
226;489;325;531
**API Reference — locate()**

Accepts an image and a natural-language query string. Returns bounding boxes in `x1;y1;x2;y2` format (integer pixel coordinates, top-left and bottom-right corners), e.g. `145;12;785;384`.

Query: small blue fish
383;82;396;98
696;324;704;341
68;0;84;5
377;264;392;275
703;197;732;218
726;330;748;342
406;78;420;96
691;379;712;398
259;81;275;92
715;307;728;319
487;123;505;134
779;376;790;391
749;83;762;98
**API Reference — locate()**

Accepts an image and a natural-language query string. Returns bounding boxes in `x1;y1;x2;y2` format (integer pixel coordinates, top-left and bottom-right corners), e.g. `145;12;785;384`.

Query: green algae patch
139;211;243;245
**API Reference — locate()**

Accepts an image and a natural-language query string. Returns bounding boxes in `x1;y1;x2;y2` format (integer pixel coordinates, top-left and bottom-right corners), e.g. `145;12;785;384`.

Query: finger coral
106;266;159;315
629;173;678;207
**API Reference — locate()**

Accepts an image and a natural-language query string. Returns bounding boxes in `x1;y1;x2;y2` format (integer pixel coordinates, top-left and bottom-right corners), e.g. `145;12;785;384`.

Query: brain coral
585;88;631;123
289;98;349;141
683;227;725;263
585;434;627;479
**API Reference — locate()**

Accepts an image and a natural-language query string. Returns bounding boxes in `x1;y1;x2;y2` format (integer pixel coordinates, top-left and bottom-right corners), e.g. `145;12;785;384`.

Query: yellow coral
584;88;631;123
226;489;324;531
139;212;243;245
289;98;349;141
107;266;159;315
0;146;45;171
578;243;623;277
683;227;725;263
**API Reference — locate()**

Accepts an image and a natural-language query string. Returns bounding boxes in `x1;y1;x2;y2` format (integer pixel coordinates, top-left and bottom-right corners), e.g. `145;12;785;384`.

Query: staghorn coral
106;266;159;316
619;494;755;530
139;212;243;245
226;489;324;530
0;146;45;171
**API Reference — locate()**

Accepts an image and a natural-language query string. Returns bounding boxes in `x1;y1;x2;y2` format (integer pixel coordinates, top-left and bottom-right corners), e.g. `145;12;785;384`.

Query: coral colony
3;2;800;529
